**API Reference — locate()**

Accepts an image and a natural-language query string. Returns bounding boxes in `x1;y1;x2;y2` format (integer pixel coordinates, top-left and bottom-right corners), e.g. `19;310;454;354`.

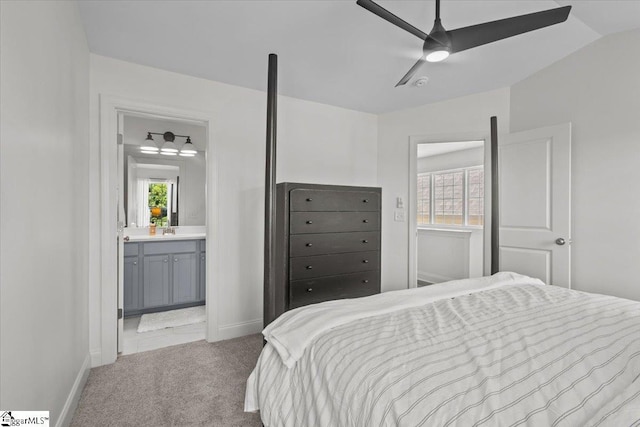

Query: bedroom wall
510;29;640;301
0;1;90;425
377;88;510;292
88;55;378;363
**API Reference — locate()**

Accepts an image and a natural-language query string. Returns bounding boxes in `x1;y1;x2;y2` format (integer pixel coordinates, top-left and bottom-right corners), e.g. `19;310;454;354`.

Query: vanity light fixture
179;137;197;157
159;131;179;155
140;132;159;153
142;131;196;156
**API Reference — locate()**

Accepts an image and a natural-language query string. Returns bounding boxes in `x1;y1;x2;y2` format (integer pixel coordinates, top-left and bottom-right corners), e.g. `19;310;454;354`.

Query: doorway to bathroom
98;95;219;366
118;114;208;354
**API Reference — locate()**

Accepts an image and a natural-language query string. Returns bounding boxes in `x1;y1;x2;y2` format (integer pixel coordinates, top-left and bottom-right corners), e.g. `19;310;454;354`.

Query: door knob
555;238;566;246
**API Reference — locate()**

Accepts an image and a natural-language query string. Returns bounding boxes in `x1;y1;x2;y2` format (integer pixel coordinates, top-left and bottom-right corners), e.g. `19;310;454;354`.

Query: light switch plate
394;210;405;222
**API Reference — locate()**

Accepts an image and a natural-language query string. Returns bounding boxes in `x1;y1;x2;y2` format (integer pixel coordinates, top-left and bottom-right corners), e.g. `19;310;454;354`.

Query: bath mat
137;306;206;333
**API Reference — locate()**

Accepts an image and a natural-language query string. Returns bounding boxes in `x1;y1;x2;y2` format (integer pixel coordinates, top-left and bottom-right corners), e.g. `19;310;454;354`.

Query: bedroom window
417;166;484;227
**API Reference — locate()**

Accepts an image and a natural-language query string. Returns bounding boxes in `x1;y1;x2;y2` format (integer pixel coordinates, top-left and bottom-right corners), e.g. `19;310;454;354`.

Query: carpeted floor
71;334;263;426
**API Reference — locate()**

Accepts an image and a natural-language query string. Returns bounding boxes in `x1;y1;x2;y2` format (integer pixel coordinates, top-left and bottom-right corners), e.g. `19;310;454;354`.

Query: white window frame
417;165;484;230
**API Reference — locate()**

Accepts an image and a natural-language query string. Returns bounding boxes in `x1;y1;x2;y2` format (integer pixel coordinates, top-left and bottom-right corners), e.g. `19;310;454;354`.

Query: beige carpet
71;334;263;427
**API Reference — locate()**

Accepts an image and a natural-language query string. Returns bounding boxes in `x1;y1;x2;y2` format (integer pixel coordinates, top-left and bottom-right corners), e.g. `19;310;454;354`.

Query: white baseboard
90;350;102;367
418;271;457;284
217;318;262;341
56;353;90;427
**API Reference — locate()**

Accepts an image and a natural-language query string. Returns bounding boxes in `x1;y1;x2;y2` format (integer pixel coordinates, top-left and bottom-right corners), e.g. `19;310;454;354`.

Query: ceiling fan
356;0;572;87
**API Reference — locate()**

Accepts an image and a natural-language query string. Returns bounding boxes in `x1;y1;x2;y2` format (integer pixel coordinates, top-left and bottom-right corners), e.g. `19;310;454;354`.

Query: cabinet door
199;252;206;301
143;255;170;308
173;253;198;304
123;256;140;312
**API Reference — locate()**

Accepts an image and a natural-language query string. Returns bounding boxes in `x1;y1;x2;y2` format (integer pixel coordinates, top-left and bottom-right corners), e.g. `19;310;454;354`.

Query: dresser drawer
290;250;379;280
289;271;380;309
290;211;379;234
290;189;380;212
289;232;380;257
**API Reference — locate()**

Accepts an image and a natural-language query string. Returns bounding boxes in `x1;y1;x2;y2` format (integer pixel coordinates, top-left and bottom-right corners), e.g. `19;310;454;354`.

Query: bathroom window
148;181;172;227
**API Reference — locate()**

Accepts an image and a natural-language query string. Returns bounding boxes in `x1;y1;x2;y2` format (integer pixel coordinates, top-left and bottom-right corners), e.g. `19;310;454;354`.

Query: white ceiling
78;0;640;114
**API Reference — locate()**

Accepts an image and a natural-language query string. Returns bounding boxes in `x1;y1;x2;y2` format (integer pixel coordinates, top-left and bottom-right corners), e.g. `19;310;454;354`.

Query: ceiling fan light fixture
357;0;572;87
426;49;450;62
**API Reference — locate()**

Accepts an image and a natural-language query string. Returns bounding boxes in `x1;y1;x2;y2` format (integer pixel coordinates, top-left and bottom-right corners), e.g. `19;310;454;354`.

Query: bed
246;272;640;426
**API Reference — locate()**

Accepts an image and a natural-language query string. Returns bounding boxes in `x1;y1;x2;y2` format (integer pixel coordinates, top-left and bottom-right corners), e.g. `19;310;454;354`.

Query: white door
117;114;125;352
498;123;571;287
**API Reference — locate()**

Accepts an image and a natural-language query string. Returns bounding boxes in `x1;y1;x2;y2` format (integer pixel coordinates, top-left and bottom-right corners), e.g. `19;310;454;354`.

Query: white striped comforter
246;280;640;426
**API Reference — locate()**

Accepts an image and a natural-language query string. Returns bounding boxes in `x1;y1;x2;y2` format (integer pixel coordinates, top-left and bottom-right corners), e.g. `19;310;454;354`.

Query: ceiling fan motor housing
425;19;451;53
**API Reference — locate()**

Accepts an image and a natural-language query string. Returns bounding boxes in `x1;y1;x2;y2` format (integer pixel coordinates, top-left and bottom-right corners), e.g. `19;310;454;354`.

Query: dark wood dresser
274;183;381;315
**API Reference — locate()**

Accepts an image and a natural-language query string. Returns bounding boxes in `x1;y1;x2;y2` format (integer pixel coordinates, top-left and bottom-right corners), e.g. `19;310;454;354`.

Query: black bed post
264;54;278;329
490;116;499;275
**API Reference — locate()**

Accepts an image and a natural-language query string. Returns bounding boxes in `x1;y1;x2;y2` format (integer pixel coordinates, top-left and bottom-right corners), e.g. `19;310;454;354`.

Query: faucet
163;227;176;235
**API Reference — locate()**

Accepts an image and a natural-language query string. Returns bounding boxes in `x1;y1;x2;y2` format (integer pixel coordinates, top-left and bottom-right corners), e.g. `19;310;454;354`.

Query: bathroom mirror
122;116;206;229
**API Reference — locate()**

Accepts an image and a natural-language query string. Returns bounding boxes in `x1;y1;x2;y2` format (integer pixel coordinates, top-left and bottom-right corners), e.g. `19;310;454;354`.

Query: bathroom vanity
123;235;206;317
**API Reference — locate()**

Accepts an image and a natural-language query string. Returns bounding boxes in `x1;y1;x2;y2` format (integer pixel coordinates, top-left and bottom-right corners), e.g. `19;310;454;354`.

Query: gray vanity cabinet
123;256;140;312
143;254;171;308
123;238;206;317
172;253;198;304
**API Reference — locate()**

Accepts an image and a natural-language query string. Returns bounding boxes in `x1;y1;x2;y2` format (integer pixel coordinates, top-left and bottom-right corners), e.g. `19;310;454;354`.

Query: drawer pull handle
306;288;313;292
305;243;313;247
306;265;313;270
306;198;313;202
363;199;369;203
362;260;369;264
174;258;178;262
362;239;369;244
362;279;369;284
362;219;369;223
133;261;137;265
164;259;168;263
306;220;313;224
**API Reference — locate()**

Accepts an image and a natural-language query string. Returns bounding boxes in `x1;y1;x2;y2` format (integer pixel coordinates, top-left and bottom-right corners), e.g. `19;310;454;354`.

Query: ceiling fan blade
448;5;571;53
357;0;428;41
396;57;426;87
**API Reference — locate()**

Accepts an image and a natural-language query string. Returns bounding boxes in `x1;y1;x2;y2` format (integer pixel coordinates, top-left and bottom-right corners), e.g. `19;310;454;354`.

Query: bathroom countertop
125;233;206;242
